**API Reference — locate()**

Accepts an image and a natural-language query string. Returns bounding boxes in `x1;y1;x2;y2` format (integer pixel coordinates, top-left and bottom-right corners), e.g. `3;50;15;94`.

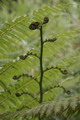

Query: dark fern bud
43;17;49;24
20;55;27;60
29;22;40;30
57;85;60;87
66;90;71;94
48;38;57;42
62;70;68;74
15;93;20;97
13;75;18;80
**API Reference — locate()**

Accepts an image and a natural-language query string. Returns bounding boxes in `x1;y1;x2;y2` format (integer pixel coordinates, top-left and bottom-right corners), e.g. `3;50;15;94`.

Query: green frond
0;95;80;120
0;3;80;120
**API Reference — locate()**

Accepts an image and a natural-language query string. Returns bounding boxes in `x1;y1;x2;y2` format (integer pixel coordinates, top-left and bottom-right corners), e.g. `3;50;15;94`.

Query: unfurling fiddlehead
29;17;49;104
12;17;69;120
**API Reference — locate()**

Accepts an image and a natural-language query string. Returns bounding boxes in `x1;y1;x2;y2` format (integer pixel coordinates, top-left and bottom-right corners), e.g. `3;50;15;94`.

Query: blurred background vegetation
0;0;80;56
0;0;80;28
0;0;80;70
0;0;80;120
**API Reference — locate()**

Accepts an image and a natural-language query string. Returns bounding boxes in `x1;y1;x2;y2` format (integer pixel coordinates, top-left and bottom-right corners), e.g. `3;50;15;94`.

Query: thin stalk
39;26;43;103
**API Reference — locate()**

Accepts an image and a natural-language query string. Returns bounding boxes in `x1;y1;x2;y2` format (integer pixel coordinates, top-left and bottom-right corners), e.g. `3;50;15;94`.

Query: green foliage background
0;0;80;120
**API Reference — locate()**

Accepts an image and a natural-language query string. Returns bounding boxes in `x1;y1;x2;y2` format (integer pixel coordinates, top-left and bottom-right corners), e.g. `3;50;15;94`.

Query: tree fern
0;3;80;120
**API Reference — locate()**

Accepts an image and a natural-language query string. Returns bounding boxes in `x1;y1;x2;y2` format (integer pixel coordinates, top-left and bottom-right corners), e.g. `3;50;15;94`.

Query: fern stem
39;26;43;103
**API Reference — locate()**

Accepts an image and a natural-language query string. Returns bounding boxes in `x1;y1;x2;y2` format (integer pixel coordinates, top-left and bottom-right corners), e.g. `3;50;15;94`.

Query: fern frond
0;3;80;120
0;95;80;120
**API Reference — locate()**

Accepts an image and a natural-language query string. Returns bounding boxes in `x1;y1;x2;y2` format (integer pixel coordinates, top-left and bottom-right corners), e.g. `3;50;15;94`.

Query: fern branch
20;52;39;60
43;37;57;44
15;92;39;102
43;85;71;95
43;66;68;74
13;73;39;83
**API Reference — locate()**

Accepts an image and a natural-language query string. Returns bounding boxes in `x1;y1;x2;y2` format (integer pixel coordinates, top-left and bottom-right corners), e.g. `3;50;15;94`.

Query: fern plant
0;3;80;120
